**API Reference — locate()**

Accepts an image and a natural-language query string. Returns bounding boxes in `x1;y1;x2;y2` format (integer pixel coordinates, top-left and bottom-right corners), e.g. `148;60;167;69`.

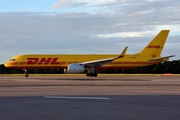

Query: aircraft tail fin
139;30;170;57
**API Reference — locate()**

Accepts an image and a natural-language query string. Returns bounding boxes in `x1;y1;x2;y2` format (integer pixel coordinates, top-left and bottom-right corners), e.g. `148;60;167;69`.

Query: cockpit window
9;59;16;61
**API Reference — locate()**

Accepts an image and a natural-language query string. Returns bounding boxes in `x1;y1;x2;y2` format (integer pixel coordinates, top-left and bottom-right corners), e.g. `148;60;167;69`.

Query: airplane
4;30;175;77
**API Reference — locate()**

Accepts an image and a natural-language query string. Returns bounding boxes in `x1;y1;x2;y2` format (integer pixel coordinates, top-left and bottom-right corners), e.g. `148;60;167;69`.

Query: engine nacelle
66;63;85;74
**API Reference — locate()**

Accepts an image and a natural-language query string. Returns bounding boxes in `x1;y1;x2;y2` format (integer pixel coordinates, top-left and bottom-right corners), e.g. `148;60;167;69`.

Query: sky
0;0;180;63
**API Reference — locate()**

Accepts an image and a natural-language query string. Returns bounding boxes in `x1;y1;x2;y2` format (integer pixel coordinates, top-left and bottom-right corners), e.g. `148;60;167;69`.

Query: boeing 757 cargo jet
5;30;175;77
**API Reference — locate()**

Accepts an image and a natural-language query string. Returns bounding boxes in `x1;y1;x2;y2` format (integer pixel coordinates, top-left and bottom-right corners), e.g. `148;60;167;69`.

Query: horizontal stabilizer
149;55;175;62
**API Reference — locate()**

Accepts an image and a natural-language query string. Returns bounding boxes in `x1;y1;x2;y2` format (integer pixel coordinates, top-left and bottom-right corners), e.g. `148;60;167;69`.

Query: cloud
0;0;180;63
95;24;180;38
95;31;151;38
52;0;120;13
1;39;16;45
52;0;119;8
52;0;87;9
52;0;180;17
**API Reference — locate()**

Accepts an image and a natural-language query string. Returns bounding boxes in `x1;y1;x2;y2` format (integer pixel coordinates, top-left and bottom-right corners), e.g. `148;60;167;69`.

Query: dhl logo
26;58;60;64
146;45;161;48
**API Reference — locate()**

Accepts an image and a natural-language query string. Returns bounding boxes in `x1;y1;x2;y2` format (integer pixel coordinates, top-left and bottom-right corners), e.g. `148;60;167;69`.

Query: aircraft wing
149;55;175;62
80;46;128;67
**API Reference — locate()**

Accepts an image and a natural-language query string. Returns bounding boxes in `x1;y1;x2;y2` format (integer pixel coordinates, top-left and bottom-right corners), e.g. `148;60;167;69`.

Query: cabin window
9;59;16;61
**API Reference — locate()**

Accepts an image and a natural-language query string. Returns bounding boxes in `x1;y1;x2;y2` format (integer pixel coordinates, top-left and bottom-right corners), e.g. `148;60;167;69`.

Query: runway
0;75;180;96
0;75;180;120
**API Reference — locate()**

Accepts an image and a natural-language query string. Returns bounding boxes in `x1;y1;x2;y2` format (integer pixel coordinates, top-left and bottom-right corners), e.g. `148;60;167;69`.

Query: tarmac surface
0;75;180;120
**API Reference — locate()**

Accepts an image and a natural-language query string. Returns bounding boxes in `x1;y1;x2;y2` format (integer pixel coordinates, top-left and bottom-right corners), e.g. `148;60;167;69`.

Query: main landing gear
86;67;98;77
86;72;97;77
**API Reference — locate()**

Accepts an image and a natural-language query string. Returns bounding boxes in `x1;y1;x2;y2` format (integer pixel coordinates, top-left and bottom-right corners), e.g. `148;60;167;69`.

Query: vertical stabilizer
139;30;170;57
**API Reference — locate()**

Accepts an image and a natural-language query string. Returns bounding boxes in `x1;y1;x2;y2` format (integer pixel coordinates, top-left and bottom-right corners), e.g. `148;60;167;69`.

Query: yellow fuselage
5;54;162;69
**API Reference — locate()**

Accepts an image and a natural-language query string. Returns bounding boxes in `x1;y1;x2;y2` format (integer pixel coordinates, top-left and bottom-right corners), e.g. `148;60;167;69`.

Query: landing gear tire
24;69;29;77
90;73;94;77
94;72;97;77
86;73;90;77
86;72;98;77
86;67;98;77
25;74;29;77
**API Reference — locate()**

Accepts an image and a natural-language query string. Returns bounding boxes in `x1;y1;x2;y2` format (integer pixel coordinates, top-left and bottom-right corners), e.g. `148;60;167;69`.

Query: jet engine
65;63;85;73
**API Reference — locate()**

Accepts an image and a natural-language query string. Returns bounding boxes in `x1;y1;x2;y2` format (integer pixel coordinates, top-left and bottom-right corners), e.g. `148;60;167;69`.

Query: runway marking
44;96;110;100
152;79;180;82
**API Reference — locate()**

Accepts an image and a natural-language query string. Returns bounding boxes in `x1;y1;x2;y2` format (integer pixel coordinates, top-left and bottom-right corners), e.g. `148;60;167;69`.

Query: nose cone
4;62;8;67
4;61;12;68
4;60;8;67
4;58;18;68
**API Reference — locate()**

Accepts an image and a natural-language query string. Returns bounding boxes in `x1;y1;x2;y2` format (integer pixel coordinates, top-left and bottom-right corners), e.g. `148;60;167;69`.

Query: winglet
115;46;128;59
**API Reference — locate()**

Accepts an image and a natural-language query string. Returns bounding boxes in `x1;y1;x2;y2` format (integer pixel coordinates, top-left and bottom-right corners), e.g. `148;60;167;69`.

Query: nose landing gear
23;69;29;77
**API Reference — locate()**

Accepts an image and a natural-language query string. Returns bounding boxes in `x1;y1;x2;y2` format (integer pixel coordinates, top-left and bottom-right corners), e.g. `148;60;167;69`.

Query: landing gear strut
23;69;29;77
86;72;97;77
86;67;98;77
